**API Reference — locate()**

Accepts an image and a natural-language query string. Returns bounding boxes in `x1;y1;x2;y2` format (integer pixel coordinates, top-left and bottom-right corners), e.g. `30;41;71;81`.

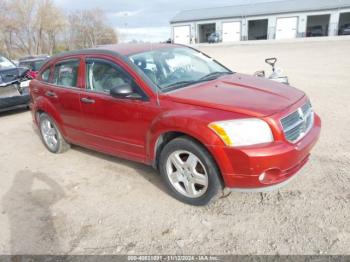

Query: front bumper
208;114;321;190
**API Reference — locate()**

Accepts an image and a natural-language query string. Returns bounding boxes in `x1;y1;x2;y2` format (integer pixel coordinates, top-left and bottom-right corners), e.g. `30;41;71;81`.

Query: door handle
80;97;95;104
32;88;39;93
45;91;57;98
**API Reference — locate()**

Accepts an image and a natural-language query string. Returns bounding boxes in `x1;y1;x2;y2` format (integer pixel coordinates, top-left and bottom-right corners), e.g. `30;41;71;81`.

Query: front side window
129;47;232;92
53;60;79;87
86;59;136;94
0;56;16;70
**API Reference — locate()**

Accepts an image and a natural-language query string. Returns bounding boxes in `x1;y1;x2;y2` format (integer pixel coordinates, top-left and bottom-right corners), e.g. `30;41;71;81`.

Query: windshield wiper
161;72;233;92
198;71;233;81
162;80;198;90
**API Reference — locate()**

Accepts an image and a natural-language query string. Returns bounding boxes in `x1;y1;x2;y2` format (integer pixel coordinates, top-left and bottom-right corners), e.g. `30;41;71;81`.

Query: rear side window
53;60;79;88
41;68;51;82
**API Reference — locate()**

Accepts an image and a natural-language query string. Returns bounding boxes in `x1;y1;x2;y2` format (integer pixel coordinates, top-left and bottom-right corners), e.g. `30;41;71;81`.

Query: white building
170;0;350;44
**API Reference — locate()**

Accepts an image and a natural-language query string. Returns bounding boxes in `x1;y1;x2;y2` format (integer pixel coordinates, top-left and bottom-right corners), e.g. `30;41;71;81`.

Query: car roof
96;43;182;56
51;43;183;62
39;43;189;75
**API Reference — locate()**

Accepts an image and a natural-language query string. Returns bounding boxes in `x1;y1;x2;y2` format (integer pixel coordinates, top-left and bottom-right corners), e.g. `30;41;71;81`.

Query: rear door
44;58;86;142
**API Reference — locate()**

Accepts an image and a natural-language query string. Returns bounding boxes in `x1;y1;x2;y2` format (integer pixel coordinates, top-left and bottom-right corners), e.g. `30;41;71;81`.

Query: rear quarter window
41;68;51;82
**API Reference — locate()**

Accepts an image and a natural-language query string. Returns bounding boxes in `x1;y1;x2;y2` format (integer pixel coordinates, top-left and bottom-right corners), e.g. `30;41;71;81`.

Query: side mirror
110;84;142;99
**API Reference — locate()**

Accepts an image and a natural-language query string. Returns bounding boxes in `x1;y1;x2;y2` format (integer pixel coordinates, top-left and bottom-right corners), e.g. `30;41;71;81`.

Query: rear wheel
39;113;70;153
159;136;223;206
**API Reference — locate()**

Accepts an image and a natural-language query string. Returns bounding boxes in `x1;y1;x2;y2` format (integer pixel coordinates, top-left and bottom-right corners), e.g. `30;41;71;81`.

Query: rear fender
33;96;67;137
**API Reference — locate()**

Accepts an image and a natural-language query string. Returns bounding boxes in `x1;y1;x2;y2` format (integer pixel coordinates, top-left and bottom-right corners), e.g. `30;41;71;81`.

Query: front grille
280;100;314;143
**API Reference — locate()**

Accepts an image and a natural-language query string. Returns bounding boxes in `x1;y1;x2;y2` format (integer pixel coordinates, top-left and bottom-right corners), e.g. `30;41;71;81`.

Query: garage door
275;17;298;40
222;22;241;42
173;26;190;45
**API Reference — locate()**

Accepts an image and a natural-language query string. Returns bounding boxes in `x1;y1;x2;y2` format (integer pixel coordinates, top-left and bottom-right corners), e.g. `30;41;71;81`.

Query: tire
159;136;223;206
39;113;70;154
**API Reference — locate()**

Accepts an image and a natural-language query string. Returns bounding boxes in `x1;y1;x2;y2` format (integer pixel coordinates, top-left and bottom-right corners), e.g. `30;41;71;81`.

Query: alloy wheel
165;150;209;198
40;118;58;151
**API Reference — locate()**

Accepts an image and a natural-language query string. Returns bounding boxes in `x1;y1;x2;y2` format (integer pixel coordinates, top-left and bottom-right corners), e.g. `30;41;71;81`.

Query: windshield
129;47;232;92
0;56;16;70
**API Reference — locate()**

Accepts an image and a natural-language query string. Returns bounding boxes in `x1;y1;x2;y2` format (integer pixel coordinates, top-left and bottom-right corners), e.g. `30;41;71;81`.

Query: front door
79;57;155;162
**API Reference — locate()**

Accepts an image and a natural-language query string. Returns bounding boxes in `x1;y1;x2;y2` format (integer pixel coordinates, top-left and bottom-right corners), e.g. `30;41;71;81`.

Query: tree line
0;0;118;59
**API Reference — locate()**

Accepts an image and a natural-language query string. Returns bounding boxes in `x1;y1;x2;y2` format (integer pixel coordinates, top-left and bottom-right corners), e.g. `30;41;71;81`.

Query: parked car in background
208;32;220;43
0;55;31;112
12;60;19;66
307;25;324;37
18;55;50;79
339;23;350;35
29;44;321;205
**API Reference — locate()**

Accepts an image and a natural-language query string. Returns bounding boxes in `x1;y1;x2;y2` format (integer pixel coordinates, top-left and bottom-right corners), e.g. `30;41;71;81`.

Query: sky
55;0;281;42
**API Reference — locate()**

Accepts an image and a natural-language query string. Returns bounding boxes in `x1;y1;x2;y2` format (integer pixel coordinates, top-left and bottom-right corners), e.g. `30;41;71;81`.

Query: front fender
146;109;224;163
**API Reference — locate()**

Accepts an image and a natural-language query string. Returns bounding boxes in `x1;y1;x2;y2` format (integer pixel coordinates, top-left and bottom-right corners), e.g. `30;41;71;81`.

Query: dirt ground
0;39;349;255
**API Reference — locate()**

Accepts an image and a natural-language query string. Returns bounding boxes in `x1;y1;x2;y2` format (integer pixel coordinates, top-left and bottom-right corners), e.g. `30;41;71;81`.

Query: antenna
151;42;161;106
156;83;160;106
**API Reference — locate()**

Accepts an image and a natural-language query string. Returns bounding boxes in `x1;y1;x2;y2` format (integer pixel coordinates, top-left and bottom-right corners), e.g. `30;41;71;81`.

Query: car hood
164;73;305;117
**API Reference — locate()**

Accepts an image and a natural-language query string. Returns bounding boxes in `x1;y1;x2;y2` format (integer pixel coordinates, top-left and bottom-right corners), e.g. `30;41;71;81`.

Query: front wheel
159;136;223;206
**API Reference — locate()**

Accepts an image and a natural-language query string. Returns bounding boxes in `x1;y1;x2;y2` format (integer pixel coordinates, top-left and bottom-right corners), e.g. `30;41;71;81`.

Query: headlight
208;118;274;147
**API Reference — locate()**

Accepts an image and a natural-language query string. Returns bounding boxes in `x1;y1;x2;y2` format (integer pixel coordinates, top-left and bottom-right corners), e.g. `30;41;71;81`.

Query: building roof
170;0;350;23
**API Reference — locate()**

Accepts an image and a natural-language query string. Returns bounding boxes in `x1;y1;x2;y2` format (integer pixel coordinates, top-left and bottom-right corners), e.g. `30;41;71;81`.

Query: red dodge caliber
29;44;321;205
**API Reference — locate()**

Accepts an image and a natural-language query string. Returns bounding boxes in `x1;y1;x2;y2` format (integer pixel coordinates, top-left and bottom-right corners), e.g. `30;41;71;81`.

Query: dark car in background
307;25;324;37
0;55;31;112
339;23;350;35
208;32;220;43
18;55;50;79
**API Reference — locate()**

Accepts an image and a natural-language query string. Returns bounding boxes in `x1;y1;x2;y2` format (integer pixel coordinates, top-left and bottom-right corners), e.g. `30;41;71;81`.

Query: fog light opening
260;168;283;183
